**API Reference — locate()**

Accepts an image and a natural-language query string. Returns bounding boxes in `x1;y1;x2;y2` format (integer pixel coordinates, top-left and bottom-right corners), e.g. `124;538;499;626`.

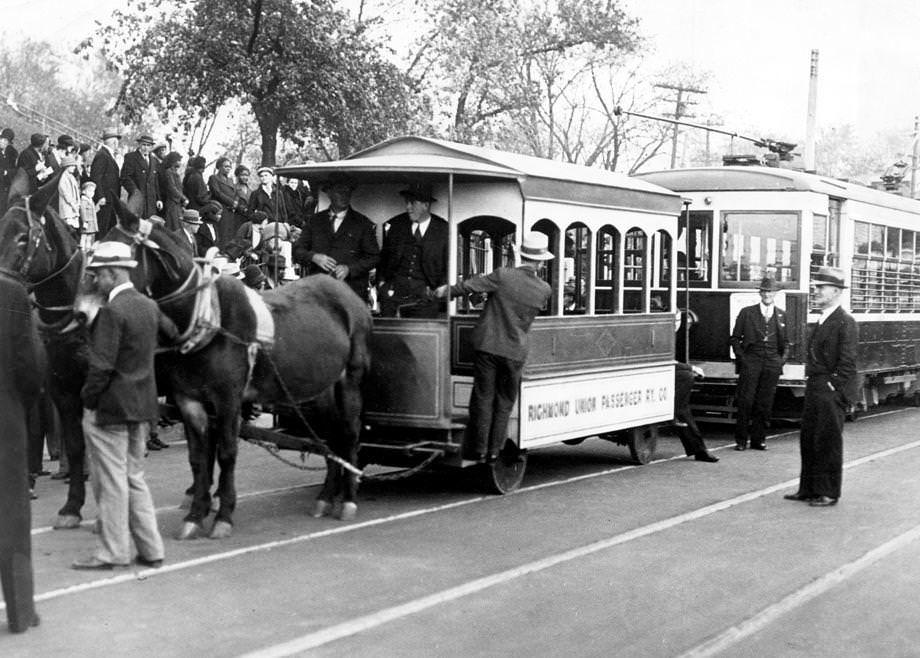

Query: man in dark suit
16;133;53;195
785;267;858;507
90;128;122;237
435;232;553;462
120;135;161;219
173;209;202;256
0;269;43;632
0;128;17;215
729;276;789;451
674;363;719;462
292;177;379;301
73;242;177;570
195;201;222;256
377;182;449;318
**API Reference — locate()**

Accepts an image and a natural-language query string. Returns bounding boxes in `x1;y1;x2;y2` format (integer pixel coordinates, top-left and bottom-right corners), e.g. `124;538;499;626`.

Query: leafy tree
81;0;422;164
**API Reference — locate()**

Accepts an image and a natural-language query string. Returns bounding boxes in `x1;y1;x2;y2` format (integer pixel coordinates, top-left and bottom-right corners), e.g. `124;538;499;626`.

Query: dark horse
78;207;372;539
0;175;92;530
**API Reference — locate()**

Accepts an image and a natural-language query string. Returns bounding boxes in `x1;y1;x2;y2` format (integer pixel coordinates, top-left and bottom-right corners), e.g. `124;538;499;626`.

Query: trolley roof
275;136;683;214
636;166;920;213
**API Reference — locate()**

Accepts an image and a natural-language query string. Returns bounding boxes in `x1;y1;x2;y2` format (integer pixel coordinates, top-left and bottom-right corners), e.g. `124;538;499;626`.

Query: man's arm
81;307;121;410
349;219;381;279
729;307;747;355
120;153;139;195
831;315;859;400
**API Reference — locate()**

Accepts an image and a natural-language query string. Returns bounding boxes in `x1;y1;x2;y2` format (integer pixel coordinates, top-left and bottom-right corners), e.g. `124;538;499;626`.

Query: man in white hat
173;209;202;257
434;231;553;462
73;242;177;570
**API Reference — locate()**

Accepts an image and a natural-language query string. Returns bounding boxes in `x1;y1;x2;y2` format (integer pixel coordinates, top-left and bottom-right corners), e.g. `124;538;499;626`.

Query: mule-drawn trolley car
275;137;685;492
637;165;920;421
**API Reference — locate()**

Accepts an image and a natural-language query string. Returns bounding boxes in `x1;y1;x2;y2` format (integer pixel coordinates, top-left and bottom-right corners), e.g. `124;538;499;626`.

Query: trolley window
720;211;798;287
533;218;560;314
563;223;590;315
809;202;841;311
623;227;647;313
456;216;516;314
677;211;711;287
651;229;672;312
851;219;920;313
594;225;619;314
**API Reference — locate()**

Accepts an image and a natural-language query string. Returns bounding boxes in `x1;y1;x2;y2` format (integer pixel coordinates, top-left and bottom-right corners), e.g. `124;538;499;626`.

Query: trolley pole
912;115;919;199
682;198;692;363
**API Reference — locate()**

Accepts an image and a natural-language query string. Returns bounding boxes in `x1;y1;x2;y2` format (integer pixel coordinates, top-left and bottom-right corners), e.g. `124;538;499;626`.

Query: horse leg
209;404;241;539
54;394;85;529
332;376;364;522
175;394;211;540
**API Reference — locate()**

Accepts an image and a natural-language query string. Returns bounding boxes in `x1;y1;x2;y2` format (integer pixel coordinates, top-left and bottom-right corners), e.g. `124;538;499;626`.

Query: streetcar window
623;227;647;313
455;216;516;314
809;211;840;311
849;219;920;313
564;223;590;315
886;227;900;259
594;225;619;314
720;212;798;286
676;211;711;286
651;229;672;312
532;218;559;314
854;221;870;256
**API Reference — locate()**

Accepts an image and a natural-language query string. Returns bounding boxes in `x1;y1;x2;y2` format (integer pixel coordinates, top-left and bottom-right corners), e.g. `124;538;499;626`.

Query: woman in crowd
161;152;187;231
57;155;82;238
182;155;210;210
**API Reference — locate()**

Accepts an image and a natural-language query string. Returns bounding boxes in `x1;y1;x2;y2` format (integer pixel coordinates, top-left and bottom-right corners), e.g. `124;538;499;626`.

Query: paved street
5;406;920;657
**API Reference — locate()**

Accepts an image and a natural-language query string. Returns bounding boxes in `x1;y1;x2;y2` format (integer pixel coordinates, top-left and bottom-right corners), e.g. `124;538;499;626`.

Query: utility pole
804;49;819;173
912;115;919;199
655;83;707;169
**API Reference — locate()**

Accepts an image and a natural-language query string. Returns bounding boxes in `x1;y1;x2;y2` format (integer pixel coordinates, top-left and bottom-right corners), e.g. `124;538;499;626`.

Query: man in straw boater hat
72;242;178;570
729;275;790;451
784;266;858;507
434;231;552;462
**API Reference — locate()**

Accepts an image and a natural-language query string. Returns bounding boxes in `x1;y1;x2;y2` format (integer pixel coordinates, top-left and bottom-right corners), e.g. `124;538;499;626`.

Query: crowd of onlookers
0;127;316;286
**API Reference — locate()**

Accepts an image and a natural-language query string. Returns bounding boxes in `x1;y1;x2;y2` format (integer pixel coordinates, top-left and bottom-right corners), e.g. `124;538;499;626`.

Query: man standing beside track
784;266;858;507
73;242;177;570
434;231;552;462
730;276;789;451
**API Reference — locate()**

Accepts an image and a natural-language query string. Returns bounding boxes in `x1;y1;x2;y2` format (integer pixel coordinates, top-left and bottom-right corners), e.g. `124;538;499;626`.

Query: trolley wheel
562;437;586;446
627;425;658;465
480;441;527;495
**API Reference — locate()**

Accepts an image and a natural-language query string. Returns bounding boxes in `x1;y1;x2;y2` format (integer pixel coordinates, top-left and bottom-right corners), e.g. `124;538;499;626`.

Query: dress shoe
783;492;813;502
733;443;747;451
71;556;129;570
135;556;164;569
809;496;838;507
150;436;170;449
694;451;719;463
146;439;162;451
750;443;767;451
51;470;69;480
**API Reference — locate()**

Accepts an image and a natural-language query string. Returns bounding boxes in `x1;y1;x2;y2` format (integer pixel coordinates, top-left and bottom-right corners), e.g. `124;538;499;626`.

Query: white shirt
413;216;431;238
759;302;774;320
108;281;134;302
329;208;346;233
819;302;840;325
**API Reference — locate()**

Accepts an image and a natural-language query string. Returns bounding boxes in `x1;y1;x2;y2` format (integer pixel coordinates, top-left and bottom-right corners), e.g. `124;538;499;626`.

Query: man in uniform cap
729;275;789;451
434;231;553;462
292;176;380;301
784;266;858;507
90;128;122;236
73;242;177;570
120;135;161;219
377;182;449;318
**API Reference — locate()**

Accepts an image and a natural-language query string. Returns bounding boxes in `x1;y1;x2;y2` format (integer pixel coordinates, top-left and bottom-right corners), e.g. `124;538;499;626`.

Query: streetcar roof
276;136;682;214
635;166;920;213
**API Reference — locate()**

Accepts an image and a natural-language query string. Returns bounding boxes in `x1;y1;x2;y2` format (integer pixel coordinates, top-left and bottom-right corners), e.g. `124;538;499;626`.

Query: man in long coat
120;135;161;219
784;266;858;507
729;276;789;450
90;128;122;237
0;128;18;215
0;269;42;632
292;177;379;302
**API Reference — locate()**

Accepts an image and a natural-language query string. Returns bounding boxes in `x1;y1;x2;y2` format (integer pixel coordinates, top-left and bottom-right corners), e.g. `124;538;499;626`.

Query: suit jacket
121;150;160;217
806;306;859;404
378;213;449;289
90;146;120;236
195;222;219;255
208;173;240;211
449;266;551;362
248;185;287;224
172;227;199;256
293;206;380;298
81;287;177;425
1;144;18;189
183;170;210;210
16;146;50;194
730;304;789;360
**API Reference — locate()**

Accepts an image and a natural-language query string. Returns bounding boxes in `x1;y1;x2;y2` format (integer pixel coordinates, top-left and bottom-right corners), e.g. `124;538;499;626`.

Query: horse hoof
176;521;204;540
309;499;332;518
336;502;357;521
209;520;232;539
52;515;82;530
178;494;193;510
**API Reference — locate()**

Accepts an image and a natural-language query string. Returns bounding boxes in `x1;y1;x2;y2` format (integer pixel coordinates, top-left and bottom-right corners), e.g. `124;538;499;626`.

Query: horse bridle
18;197;54;283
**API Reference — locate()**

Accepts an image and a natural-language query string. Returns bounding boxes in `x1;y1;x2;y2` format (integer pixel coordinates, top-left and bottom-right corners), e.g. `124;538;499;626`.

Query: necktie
414;225;422;242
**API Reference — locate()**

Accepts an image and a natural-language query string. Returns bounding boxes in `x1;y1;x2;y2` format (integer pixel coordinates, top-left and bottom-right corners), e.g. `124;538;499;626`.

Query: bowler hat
57;134;75;149
519;231;554;261
0;128;14;141
241;264;267;287
758;276;779;292
181;209;202;225
101;127;122;140
86;242;137;269
136;135;155;145
399;182;436;203
812;266;847;289
200;201;223;218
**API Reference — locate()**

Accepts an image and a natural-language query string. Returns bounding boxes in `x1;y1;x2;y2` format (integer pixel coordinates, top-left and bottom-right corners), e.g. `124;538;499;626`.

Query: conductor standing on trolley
434;231;552;462
730;276;789;451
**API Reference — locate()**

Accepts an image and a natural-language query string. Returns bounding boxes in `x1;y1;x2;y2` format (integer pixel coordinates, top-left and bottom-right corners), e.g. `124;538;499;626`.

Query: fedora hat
812;266;847;289
758;276;779;292
86;242;137;269
136;135;155;145
181;209;202;225
399;182;436;203
101;127;122;140
519;231;554;261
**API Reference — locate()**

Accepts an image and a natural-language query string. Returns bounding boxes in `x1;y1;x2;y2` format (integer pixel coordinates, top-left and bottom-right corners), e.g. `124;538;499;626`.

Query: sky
3;0;920;154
